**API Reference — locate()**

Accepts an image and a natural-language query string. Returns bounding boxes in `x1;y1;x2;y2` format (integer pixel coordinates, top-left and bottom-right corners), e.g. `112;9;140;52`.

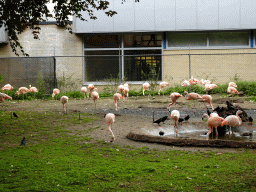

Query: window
209;31;249;46
84;35;120;48
167;31;250;49
124;34;162;48
168;32;207;47
124;50;161;81
84;50;120;82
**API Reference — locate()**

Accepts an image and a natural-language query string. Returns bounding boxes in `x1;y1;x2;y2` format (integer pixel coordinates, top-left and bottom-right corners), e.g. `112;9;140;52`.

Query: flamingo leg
215;127;218;138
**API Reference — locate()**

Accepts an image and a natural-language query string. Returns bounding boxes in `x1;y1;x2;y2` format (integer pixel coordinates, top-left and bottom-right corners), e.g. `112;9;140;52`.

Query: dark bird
20;137;26;146
219;107;225;112
226;101;235;110
213;106;220;113
153;116;168;125
13;112;18;118
159;131;164;136
207;107;212;116
248;116;253;123
178;117;184;124
184;115;190;121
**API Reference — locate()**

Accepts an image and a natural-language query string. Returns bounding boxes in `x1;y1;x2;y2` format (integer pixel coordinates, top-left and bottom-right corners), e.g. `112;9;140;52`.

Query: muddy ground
3;94;256;153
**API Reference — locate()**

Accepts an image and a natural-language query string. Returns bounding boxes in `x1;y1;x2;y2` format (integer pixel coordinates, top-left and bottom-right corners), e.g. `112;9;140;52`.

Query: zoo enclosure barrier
0;52;256;94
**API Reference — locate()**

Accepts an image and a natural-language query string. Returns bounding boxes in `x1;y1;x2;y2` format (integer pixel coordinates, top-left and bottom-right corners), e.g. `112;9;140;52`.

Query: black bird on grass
153;116;168;126
13;112;18;118
20;137;26;146
159;131;165;136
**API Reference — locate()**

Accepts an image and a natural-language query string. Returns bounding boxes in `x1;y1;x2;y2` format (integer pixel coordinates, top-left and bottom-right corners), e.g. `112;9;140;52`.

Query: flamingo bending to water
104;113;116;143
52;88;60;100
113;93;122;111
206;116;226;139
167;92;182;111
170;110;180;135
142;82;151;96
81;87;87;99
158;81;170;95
60;96;68;114
91;88;99;109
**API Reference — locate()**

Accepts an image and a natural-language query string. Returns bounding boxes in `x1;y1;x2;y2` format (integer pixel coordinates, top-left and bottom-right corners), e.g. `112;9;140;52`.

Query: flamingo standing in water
167;92;183;111
60;96;68;114
29;85;38;99
16;87;29;100
158;81;170;95
88;84;94;99
52;88;60;100
104;113;116;143
221;110;243;135
201;94;214;110
206;116;226;139
142;82;151;96
0;92;12;102
113;93;122;111
1;84;13;95
170;110;180;135
81;87;87;100
91;88;99;109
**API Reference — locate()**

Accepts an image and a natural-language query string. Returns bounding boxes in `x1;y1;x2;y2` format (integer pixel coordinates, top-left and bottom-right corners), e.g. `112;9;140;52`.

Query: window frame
166;30;251;50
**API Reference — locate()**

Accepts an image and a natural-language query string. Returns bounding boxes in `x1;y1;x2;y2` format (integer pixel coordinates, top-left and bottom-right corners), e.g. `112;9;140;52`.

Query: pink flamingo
170;110;180;135
206;116;226;139
60;96;68;114
29;85;38;99
158;81;170;95
199;79;212;85
0;92;12;102
124;83;129;97
167;92;183;111
183;91;202;108
104;113;116;143
91;88;99;109
113;93;122;111
16;87;29;100
181;80;190;87
52;88;60;100
228;82;237;88
88;84;94;99
1;84;13;95
204;83;219;94
189;77;199;85
118;84;125;95
227;86;238;103
221;110;243;135
201;94;214;110
81;87;87;100
202;112;219;120
142;82;151;96
123;86;129;100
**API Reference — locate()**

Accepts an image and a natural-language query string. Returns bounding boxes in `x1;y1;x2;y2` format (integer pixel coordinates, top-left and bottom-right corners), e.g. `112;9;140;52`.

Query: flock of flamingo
0;77;245;142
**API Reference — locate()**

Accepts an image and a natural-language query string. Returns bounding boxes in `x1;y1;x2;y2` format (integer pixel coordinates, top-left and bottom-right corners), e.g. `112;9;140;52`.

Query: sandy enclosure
3;94;256;153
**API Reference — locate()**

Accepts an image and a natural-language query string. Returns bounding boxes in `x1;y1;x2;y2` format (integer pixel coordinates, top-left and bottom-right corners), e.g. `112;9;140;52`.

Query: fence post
189;52;191;92
53;56;57;88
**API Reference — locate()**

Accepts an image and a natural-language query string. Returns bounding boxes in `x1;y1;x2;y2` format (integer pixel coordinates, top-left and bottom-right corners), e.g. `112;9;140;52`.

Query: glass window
209;31;249;46
124;34;162;48
84;50;120;82
124;50;162;81
167;32;207;47
84;35;120;48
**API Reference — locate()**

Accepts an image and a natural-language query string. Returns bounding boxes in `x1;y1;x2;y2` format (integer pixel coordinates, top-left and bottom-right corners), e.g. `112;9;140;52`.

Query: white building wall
74;0;256;33
0;25;8;43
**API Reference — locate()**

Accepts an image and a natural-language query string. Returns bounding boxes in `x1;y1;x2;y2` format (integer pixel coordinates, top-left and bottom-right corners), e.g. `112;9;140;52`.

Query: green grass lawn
0;110;256;191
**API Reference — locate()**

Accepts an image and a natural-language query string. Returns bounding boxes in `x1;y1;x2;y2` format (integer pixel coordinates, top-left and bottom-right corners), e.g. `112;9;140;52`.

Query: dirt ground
3;94;256;153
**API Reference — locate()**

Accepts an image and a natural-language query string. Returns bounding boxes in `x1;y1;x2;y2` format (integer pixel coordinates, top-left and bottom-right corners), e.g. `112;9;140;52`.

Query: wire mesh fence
1;52;256;95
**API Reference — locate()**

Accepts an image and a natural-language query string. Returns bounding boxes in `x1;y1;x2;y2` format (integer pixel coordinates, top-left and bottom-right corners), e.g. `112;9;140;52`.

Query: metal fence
0;57;56;94
1;52;256;94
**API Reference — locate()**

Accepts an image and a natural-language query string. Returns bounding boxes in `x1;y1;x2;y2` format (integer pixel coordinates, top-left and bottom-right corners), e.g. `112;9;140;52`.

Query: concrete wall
163;49;256;86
